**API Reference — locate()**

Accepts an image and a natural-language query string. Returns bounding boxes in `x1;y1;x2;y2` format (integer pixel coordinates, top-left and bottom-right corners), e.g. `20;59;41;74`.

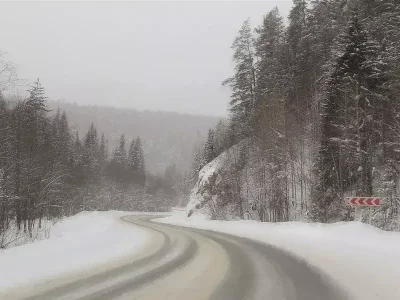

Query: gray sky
0;1;292;116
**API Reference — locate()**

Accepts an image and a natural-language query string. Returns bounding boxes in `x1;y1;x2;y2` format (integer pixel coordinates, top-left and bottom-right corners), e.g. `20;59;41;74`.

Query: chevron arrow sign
346;197;381;206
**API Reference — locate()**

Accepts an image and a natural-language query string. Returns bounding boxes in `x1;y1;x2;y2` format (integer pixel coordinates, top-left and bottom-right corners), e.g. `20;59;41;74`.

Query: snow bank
158;214;400;300
0;211;150;296
0;219;54;249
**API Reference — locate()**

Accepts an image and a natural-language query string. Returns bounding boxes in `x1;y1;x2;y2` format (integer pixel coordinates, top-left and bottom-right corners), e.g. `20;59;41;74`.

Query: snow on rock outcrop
187;152;226;217
187;141;247;218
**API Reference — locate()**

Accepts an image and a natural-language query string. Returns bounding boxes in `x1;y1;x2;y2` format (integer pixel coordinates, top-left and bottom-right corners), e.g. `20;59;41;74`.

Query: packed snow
1;209;399;300
0;211;151;298
158;213;400;300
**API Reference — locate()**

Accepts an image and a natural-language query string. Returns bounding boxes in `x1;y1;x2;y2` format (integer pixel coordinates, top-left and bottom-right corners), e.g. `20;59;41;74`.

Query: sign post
345;197;381;224
369;207;373;224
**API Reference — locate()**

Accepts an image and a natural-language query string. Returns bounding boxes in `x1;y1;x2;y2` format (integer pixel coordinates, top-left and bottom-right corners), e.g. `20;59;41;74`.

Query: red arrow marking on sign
346;197;381;206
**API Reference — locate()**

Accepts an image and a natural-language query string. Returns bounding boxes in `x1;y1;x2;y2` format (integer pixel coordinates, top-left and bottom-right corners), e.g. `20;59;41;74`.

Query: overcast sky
0;1;292;116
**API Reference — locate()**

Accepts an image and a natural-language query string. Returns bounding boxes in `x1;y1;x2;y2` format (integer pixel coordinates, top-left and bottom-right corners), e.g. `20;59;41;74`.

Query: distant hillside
48;101;220;174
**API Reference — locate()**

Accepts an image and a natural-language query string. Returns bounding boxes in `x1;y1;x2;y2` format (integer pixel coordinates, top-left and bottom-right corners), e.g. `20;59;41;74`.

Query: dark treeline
0;80;190;247
192;0;400;229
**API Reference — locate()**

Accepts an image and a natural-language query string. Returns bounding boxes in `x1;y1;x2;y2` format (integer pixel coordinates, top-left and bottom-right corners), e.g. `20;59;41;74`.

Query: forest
2;0;400;248
47;101;217;174
191;0;400;230
0;78;194;248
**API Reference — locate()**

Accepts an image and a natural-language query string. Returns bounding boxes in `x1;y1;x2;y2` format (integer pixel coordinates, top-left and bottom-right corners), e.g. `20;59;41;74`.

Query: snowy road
25;215;345;300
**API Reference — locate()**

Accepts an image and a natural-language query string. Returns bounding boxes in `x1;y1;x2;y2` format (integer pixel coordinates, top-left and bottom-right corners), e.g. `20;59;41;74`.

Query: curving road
24;215;347;300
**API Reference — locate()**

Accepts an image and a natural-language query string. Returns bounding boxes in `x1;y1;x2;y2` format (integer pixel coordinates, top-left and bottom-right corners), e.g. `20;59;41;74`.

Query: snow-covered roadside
0;211;151;298
157;214;400;300
0;219;54;249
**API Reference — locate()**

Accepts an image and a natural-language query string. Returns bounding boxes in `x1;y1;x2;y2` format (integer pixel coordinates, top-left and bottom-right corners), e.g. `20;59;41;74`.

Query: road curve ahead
25;215;348;300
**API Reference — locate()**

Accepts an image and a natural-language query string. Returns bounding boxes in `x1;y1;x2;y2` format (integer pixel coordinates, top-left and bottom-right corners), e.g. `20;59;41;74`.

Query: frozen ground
0;211;151;298
158;213;400;300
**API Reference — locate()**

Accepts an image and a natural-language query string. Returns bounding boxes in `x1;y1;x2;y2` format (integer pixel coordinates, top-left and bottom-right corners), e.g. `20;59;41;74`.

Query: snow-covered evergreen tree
312;13;388;221
223;19;257;139
204;129;215;164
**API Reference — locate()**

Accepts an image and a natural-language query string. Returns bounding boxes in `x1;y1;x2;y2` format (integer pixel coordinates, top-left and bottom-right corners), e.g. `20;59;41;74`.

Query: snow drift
0;211;150;298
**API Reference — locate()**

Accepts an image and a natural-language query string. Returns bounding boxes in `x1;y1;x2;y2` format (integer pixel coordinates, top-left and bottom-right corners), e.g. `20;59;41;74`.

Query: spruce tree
82;123;100;184
204;129;215;164
223;19;257;138
128;139;136;170
99;133;108;167
115;134;127;166
192;144;206;179
312;13;387;221
134;137;146;185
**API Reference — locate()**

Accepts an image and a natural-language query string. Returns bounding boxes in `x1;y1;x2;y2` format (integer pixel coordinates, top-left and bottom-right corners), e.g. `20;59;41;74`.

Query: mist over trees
0;79;194;248
194;0;400;230
47;101;218;174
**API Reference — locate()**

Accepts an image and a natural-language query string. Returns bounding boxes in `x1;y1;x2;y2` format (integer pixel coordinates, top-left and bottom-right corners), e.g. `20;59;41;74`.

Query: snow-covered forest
2;0;400;251
0;77;195;249
191;0;400;230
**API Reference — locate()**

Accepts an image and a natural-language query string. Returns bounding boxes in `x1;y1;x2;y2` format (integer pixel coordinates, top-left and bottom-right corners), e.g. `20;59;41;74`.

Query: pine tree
223;19;257;138
126;137;146;185
312;13;387;221
0;94;13;236
286;0;313;138
253;7;286;151
253;7;289;222
82;123;100;184
24;80;51;230
204;129;215;164
128;139;136;170
26;79;48;114
192;143;206;179
254;7;284;100
115;134;127;165
73;131;82;166
99;133;108;167
57;111;72;166
369;0;400;162
133;137;146;185
107;134;128;184
71;131;84;187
